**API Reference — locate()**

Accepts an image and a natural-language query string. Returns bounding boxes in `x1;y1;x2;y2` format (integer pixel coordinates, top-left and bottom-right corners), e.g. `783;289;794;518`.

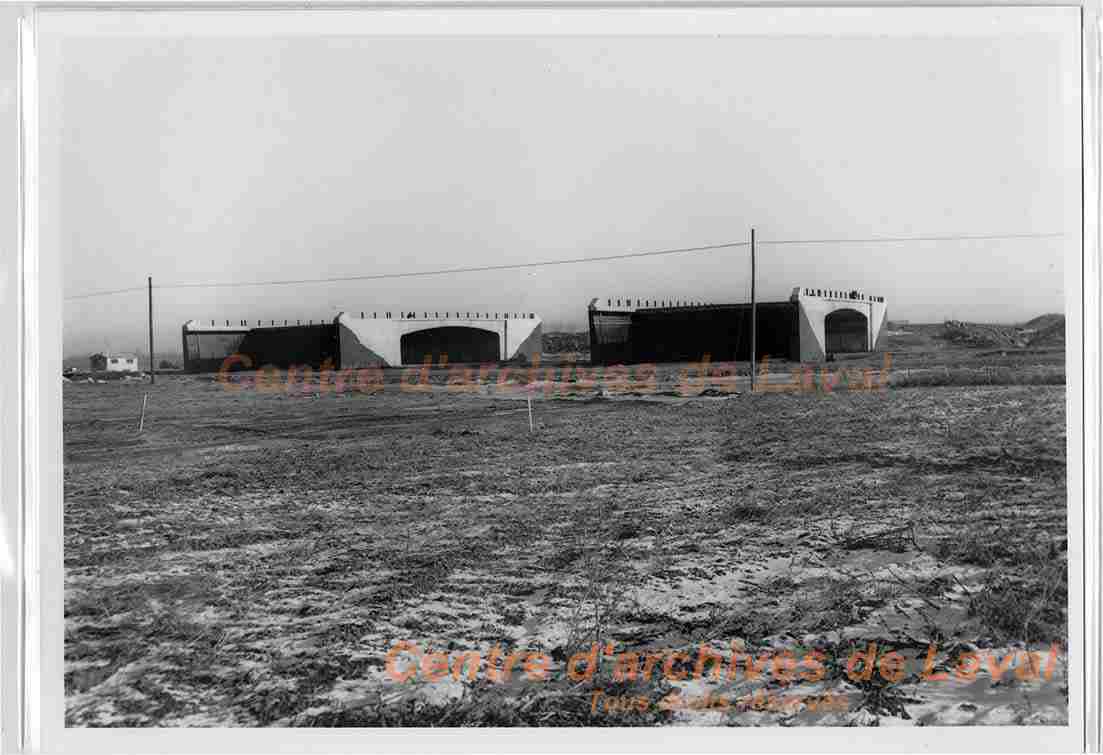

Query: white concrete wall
336;312;542;367
792;288;888;361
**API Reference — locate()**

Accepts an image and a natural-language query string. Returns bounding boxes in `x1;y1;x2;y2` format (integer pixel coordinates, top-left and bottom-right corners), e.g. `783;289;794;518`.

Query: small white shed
90;353;140;373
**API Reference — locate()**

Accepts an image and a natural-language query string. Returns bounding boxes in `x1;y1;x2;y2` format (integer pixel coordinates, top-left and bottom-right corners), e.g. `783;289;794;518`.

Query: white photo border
2;3;1099;753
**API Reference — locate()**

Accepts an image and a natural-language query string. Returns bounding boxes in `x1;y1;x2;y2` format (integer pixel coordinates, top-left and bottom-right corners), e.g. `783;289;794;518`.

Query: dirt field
64;355;1069;726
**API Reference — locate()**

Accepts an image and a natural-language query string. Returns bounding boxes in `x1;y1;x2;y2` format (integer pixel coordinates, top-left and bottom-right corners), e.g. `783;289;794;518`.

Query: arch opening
400;326;500;365
825;308;869;354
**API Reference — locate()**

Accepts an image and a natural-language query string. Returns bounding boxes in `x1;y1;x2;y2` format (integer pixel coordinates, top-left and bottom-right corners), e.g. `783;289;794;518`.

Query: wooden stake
527;394;534;433
138;392;149;433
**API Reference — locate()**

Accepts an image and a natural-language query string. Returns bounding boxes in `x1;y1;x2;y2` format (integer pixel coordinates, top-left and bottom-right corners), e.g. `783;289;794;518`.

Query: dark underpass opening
622;302;797;363
825;308;869;354
400;326;500;365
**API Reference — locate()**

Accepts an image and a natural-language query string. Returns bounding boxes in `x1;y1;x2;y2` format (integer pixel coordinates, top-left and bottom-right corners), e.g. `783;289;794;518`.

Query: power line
758;231;1065;246
63;240;750;300
62;230;1066;301
65;285;146;301
164;239;753;290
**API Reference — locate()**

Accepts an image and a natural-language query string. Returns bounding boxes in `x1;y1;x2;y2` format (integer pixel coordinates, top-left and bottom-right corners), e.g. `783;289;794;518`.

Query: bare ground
64;369;1068;727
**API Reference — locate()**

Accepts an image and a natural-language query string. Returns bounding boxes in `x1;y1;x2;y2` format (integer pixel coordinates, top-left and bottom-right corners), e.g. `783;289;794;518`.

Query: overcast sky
40;18;1080;357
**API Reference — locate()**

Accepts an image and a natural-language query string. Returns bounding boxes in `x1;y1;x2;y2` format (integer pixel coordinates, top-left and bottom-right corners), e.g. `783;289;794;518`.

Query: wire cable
63;240;750;300
62;230;1066;301
758;231;1065;246
157;240;752;291
64;285;147;301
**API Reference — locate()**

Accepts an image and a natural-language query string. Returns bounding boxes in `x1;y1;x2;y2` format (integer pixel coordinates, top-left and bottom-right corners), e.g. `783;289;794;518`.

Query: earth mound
543;331;590;353
940;315;1065;349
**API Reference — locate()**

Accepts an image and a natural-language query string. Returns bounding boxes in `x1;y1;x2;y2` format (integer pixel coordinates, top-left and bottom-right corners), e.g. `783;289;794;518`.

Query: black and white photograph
24;5;1088;735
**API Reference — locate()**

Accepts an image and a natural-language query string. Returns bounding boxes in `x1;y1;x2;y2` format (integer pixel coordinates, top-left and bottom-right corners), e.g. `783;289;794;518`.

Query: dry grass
888;366;1065;388
63;373;1068;727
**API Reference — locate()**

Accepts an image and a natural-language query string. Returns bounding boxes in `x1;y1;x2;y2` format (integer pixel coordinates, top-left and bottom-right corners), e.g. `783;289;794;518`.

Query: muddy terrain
64;352;1068;727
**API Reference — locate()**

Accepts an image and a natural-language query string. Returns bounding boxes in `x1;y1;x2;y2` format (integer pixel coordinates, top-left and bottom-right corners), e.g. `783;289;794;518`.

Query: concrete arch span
400;326;500;365
794;292;887;362
336;313;543;367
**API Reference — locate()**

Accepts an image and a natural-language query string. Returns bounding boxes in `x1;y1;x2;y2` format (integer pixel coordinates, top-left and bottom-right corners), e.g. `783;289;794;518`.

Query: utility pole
147;276;155;384
750;227;757;392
